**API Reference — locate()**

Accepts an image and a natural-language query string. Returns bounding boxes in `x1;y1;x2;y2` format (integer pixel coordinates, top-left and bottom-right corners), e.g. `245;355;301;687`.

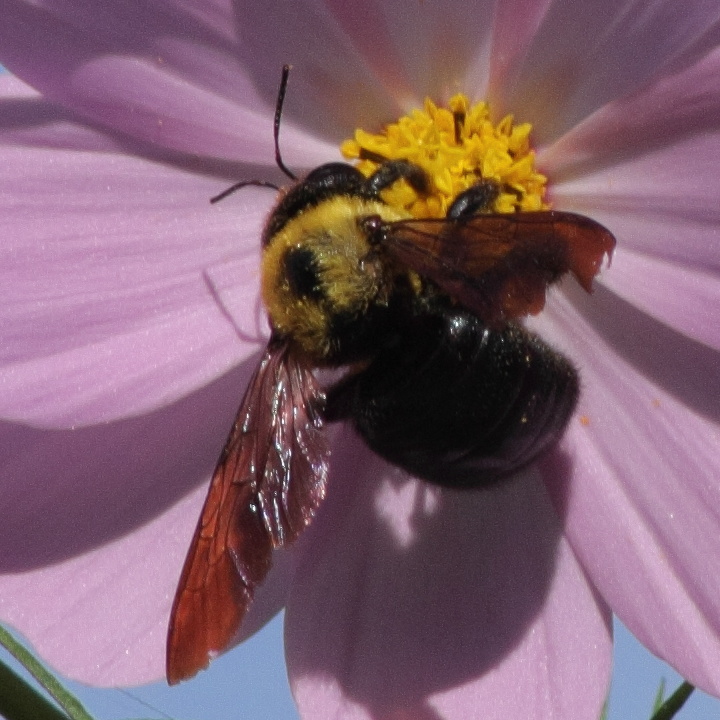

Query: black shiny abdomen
325;301;578;487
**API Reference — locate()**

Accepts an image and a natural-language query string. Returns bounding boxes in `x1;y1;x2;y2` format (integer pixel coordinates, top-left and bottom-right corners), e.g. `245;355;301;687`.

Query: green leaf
0;624;94;720
649;681;694;720
598;696;608;720
651;678;667;713
0;658;72;720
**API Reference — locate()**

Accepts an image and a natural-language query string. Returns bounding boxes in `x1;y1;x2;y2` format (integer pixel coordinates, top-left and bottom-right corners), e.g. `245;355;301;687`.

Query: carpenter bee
166;67;615;683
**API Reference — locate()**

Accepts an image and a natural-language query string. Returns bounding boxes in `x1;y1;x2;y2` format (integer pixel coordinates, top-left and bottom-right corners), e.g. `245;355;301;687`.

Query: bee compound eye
284;246;324;300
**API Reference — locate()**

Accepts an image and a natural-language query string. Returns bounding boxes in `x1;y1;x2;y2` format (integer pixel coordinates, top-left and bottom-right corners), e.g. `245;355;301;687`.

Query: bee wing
166;338;329;684
383;211;615;324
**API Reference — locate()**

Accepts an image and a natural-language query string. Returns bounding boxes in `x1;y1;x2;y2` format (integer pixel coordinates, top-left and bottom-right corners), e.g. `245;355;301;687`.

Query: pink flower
1;1;719;718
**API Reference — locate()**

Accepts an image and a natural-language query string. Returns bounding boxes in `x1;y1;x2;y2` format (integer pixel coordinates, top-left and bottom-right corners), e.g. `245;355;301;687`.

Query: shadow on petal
540;49;720;181
0;355;262;571
0;92;285;187
228;0;407;146
565;281;720;425
286;427;571;712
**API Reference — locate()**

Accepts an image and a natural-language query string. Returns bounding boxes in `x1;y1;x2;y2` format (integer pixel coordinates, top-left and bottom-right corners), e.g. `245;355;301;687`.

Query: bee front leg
364;160;430;197
446;180;500;219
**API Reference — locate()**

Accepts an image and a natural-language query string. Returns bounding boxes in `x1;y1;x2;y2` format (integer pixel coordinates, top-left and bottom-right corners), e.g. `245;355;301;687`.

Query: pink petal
0;72;294;683
1;343;293;685
539;49;720;350
0;73;132;153
1;3;716;707
601;248;720;352
0;364;219;681
0;1;334;165
548;126;720;271
325;0;499;102
540;45;720;190
536;285;720;695
0;358;295;684
286;429;611;719
1;77;278;425
501;0;720;144
0;469;291;685
487;0;554;100
0;484;204;685
0;361;251;568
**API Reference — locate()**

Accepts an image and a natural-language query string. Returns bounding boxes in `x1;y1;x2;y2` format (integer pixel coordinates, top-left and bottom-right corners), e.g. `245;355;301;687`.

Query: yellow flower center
341;95;547;219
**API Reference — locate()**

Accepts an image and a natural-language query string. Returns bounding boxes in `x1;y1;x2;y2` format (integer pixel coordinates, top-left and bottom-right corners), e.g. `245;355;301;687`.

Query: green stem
650;681;694;720
0;625;94;720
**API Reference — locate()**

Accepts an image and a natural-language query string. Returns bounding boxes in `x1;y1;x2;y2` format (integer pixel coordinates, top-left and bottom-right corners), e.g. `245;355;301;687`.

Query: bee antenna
210;180;280;204
210;65;296;204
274;65;297;181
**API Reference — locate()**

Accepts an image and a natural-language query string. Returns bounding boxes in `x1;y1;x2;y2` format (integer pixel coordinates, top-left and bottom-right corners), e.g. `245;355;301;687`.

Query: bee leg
447;179;500;219
302;162;366;191
364;160;430;196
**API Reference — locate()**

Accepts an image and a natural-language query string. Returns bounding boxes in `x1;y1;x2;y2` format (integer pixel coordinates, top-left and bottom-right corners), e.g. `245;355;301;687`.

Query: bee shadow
286;427;578;715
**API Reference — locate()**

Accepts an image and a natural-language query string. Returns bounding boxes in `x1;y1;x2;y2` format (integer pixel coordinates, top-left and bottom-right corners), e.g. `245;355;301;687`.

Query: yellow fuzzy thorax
341;95;547;219
261;196;407;358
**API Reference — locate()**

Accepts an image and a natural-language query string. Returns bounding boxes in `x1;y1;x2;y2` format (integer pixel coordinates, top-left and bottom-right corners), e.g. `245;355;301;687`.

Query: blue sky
3;615;720;719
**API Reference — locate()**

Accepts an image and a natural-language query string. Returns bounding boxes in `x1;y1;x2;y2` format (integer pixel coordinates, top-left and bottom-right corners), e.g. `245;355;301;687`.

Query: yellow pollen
341;94;548;218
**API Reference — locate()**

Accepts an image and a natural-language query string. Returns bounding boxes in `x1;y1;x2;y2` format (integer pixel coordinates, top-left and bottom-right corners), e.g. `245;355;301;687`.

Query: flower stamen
341;95;548;218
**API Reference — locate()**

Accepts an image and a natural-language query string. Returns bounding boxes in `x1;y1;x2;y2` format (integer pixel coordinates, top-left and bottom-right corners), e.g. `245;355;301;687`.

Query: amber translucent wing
166;338;329;684
383;211;615;324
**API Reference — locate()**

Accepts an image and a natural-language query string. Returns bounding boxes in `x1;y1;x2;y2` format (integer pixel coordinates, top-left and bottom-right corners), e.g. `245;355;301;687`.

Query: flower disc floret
341;95;548;218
